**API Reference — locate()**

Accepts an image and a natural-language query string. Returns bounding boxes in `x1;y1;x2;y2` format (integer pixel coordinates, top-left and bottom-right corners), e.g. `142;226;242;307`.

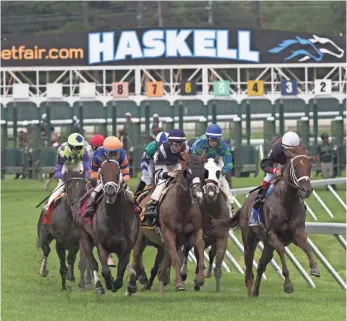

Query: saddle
139;180;175;228
41;193;65;225
79;190;104;224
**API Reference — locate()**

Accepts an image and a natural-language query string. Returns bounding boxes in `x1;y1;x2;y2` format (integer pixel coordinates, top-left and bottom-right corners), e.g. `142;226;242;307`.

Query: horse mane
64;169;84;181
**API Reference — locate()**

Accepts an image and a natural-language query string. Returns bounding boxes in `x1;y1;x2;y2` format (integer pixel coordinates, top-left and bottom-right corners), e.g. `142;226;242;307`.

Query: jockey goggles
69;144;83;151
208;137;220;143
170;141;185;148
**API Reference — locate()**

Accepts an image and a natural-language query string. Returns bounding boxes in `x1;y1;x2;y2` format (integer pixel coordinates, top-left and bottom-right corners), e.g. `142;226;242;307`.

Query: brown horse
214;146;320;296
181;157;230;292
76;159;140;295
154;153;206;296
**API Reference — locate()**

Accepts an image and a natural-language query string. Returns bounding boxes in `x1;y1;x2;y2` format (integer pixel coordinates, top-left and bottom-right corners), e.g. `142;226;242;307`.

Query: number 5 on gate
147;81;163;97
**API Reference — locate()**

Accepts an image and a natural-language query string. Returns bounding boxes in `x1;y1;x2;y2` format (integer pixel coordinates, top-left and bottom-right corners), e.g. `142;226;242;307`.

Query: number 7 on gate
147;81;164;97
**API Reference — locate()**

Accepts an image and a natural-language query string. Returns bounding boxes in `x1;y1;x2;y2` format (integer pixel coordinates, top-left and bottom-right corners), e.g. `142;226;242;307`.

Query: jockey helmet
282;131;300;148
156;132;169;145
103;136;122;152
68;133;85;147
321;133;329;140
206;124;222;139
168;129;186;142
153;113;159;119
90;134;105;148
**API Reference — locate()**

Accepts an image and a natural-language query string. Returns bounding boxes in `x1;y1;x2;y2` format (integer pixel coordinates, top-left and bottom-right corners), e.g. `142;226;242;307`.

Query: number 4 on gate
247;80;264;96
281;80;298;96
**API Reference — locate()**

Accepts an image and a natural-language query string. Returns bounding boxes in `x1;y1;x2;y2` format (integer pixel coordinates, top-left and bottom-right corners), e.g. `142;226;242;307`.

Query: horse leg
55;242;68;290
132;231;149;287
252;244;274;297
193;228;205;291
79;230;104;295
205;243;216;278
267;230;294;294
146;247;165;290
113;251;132;292
66;246;78;283
157;249;172;297
180;244;192;282
214;236;228;293
96;243;115;292
78;248;88;290
242;231;258;297
294;227;320;277
39;232;53;277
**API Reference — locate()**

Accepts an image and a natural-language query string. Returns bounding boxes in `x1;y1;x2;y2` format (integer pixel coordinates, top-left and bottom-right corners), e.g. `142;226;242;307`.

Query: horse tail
211;209;241;232
36;211;44;248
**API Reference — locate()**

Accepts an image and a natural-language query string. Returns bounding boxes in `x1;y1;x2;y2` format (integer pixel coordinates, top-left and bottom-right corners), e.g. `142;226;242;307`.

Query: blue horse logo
268;36;323;62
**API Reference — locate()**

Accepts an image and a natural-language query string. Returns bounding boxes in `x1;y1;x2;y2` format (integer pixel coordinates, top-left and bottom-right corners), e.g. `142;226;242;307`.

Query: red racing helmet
90;134;105;149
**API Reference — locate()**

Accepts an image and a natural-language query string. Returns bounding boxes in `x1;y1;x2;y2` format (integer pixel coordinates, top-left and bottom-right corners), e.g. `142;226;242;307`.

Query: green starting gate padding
297;117;309;147
232;145;259;178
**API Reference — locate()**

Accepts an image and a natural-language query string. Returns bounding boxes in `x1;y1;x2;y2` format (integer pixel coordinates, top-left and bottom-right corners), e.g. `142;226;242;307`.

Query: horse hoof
105;278;115;291
95;287;105;295
175;283;185;291
180;274;187;282
205;271;212;278
310;269;320;277
252;291;259;297
284;285;294;294
127;285;137;294
113;279;123;292
40;270;49;277
144;285;152;291
194;285;201;291
67;276;75;282
194;279;205;288
138;276;148;286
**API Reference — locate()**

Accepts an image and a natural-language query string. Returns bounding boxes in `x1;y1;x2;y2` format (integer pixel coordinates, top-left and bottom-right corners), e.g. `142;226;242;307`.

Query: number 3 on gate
147;81;163;97
247;80;264;96
281;80;298;96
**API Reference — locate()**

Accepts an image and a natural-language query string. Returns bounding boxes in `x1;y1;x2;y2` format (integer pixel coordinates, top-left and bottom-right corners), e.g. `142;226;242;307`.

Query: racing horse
156;153;206;296
77;159;140;296
180;157;230;292
213;145;320;296
37;170;87;290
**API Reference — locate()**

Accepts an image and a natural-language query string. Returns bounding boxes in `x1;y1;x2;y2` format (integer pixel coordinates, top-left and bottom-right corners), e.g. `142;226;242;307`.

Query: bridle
282;154;311;191
65;177;86;212
99;159;123;195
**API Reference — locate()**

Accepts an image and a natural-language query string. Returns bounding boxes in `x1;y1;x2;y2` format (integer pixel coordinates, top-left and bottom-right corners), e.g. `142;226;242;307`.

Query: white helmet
282;131;300;148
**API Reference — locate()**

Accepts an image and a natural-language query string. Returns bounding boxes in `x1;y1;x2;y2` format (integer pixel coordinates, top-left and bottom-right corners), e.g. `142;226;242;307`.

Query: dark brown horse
214;146;320;296
181;157;230;292
77;159;140;295
155;153;206;296
37;170;87;290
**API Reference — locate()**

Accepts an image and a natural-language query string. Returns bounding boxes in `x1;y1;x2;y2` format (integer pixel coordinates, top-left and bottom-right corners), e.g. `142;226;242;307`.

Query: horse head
283;145;312;198
99;159;122;204
179;152;205;204
64;169;86;215
203;158;221;203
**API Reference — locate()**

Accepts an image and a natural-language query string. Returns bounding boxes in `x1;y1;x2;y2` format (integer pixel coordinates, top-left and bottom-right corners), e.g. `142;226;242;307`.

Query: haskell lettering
88;29;260;64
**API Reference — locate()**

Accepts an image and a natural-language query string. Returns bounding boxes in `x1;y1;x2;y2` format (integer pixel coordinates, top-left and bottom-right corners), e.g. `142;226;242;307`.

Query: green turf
1;175;346;321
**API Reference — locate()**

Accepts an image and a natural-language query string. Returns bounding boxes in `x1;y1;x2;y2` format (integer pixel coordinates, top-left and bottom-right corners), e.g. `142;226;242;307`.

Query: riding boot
84;192;97;218
134;179;146;194
144;200;158;225
253;187;268;209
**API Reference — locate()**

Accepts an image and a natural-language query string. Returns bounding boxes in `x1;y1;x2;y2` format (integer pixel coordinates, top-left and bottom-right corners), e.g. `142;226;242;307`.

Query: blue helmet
206;124;222;139
168;129;186;142
156;131;169;145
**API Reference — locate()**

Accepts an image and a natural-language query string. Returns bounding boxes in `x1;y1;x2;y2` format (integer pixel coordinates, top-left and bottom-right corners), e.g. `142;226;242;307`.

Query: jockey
90;134;105;152
144;129;190;222
249;131;300;226
84;135;135;217
191;124;234;216
43;133;90;212
134;131;169;194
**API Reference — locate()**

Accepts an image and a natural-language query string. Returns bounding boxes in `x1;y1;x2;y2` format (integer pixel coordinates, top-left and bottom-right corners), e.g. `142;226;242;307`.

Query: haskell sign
88;29;260;64
1;28;345;67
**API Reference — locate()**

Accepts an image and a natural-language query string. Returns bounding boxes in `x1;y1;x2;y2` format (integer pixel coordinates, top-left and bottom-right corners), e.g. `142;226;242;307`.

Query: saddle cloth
42;193;65;225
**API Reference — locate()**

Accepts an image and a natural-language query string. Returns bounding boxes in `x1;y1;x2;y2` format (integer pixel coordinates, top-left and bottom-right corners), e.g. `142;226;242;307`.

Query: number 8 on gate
112;82;129;98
